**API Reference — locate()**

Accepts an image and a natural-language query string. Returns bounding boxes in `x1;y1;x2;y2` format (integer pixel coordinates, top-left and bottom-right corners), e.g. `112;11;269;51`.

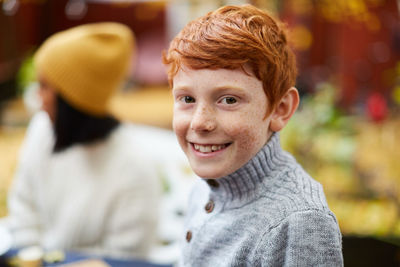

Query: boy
163;4;343;266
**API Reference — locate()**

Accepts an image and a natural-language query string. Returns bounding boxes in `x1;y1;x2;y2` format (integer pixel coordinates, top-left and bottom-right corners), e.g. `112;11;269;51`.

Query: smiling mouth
191;143;232;153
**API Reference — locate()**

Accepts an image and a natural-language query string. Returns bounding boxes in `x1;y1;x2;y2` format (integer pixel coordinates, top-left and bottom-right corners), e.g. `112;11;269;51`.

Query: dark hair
53;95;120;153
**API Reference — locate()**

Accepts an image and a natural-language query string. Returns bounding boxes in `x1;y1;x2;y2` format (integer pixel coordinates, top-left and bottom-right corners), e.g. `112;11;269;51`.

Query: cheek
224;111;268;153
41;94;50;110
40;90;54;107
234;127;266;155
173;112;189;139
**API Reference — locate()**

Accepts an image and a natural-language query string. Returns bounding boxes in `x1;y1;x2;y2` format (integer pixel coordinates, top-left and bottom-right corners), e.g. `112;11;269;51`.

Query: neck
203;132;295;207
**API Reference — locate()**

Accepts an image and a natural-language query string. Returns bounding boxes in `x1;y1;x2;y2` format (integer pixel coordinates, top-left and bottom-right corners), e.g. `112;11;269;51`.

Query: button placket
205;200;215;213
186;230;192;242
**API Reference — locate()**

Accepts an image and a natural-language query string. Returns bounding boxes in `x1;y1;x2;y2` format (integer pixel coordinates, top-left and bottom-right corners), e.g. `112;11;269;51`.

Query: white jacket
0;112;162;259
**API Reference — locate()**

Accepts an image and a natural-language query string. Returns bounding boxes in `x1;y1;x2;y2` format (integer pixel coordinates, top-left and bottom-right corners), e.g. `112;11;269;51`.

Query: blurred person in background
0;22;161;260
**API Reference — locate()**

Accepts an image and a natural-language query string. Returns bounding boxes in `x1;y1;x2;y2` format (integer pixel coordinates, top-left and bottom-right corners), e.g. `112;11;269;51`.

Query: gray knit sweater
179;133;343;266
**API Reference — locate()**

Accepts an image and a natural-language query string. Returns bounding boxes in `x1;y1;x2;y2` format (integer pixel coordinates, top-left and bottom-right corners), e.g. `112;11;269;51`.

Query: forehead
172;66;262;92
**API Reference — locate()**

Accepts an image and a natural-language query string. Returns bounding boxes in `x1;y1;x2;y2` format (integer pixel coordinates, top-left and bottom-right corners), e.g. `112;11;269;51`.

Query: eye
179;96;196;103
220;96;237;105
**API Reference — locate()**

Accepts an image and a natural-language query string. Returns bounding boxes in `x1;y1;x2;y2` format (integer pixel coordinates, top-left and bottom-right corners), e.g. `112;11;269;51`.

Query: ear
269;87;299;132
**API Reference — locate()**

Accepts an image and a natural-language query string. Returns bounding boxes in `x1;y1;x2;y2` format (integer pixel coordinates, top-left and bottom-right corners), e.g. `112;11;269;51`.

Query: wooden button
205;200;214;213
206;179;219;188
186;231;192;242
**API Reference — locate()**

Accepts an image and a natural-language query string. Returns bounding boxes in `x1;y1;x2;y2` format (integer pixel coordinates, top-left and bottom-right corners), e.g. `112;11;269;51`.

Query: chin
192;166;228;179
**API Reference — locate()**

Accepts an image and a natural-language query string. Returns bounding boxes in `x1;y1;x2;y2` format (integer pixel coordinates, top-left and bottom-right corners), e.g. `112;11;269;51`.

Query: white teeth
193;144;227;153
199;145;210;153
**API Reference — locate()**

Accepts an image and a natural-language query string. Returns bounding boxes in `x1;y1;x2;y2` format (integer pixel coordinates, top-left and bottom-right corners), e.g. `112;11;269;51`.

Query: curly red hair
163;4;297;113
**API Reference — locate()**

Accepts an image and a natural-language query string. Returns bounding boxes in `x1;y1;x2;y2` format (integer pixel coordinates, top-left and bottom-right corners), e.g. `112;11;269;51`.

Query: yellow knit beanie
34;22;134;116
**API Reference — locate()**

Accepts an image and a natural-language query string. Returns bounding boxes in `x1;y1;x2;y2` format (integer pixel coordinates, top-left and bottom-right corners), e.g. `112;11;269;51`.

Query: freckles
234;110;266;154
237;128;259;151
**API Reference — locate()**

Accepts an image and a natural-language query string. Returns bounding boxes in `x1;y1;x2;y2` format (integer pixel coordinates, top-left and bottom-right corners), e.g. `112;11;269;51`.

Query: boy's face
172;66;273;179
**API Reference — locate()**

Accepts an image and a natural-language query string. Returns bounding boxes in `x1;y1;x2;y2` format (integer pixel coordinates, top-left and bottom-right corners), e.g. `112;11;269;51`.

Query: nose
190;104;216;132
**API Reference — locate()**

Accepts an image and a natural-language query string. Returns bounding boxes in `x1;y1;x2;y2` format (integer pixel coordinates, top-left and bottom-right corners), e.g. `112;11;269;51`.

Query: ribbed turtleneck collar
203;132;294;207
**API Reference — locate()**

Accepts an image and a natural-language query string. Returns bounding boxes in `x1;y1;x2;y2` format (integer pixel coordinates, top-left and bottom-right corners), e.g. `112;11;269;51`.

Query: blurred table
0;249;173;267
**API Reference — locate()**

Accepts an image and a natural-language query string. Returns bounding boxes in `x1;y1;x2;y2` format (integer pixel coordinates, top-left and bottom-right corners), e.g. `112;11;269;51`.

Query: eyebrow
213;86;246;93
172;86;191;92
173;85;246;93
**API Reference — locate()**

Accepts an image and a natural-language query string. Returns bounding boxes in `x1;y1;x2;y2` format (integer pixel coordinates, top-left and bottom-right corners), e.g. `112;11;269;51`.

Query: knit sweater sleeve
0;167;41;248
75;169;161;259
101;164;161;259
0;112;53;247
256;210;343;267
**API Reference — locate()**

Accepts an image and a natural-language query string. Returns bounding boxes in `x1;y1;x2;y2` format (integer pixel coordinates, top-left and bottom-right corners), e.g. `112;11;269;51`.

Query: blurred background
0;0;400;266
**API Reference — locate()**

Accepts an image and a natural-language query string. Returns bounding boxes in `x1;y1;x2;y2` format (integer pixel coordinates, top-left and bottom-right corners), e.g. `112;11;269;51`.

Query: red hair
163;4;297;113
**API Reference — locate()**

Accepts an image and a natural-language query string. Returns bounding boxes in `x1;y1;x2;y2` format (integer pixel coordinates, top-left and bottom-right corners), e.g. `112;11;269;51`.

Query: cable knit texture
179;133;343;266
